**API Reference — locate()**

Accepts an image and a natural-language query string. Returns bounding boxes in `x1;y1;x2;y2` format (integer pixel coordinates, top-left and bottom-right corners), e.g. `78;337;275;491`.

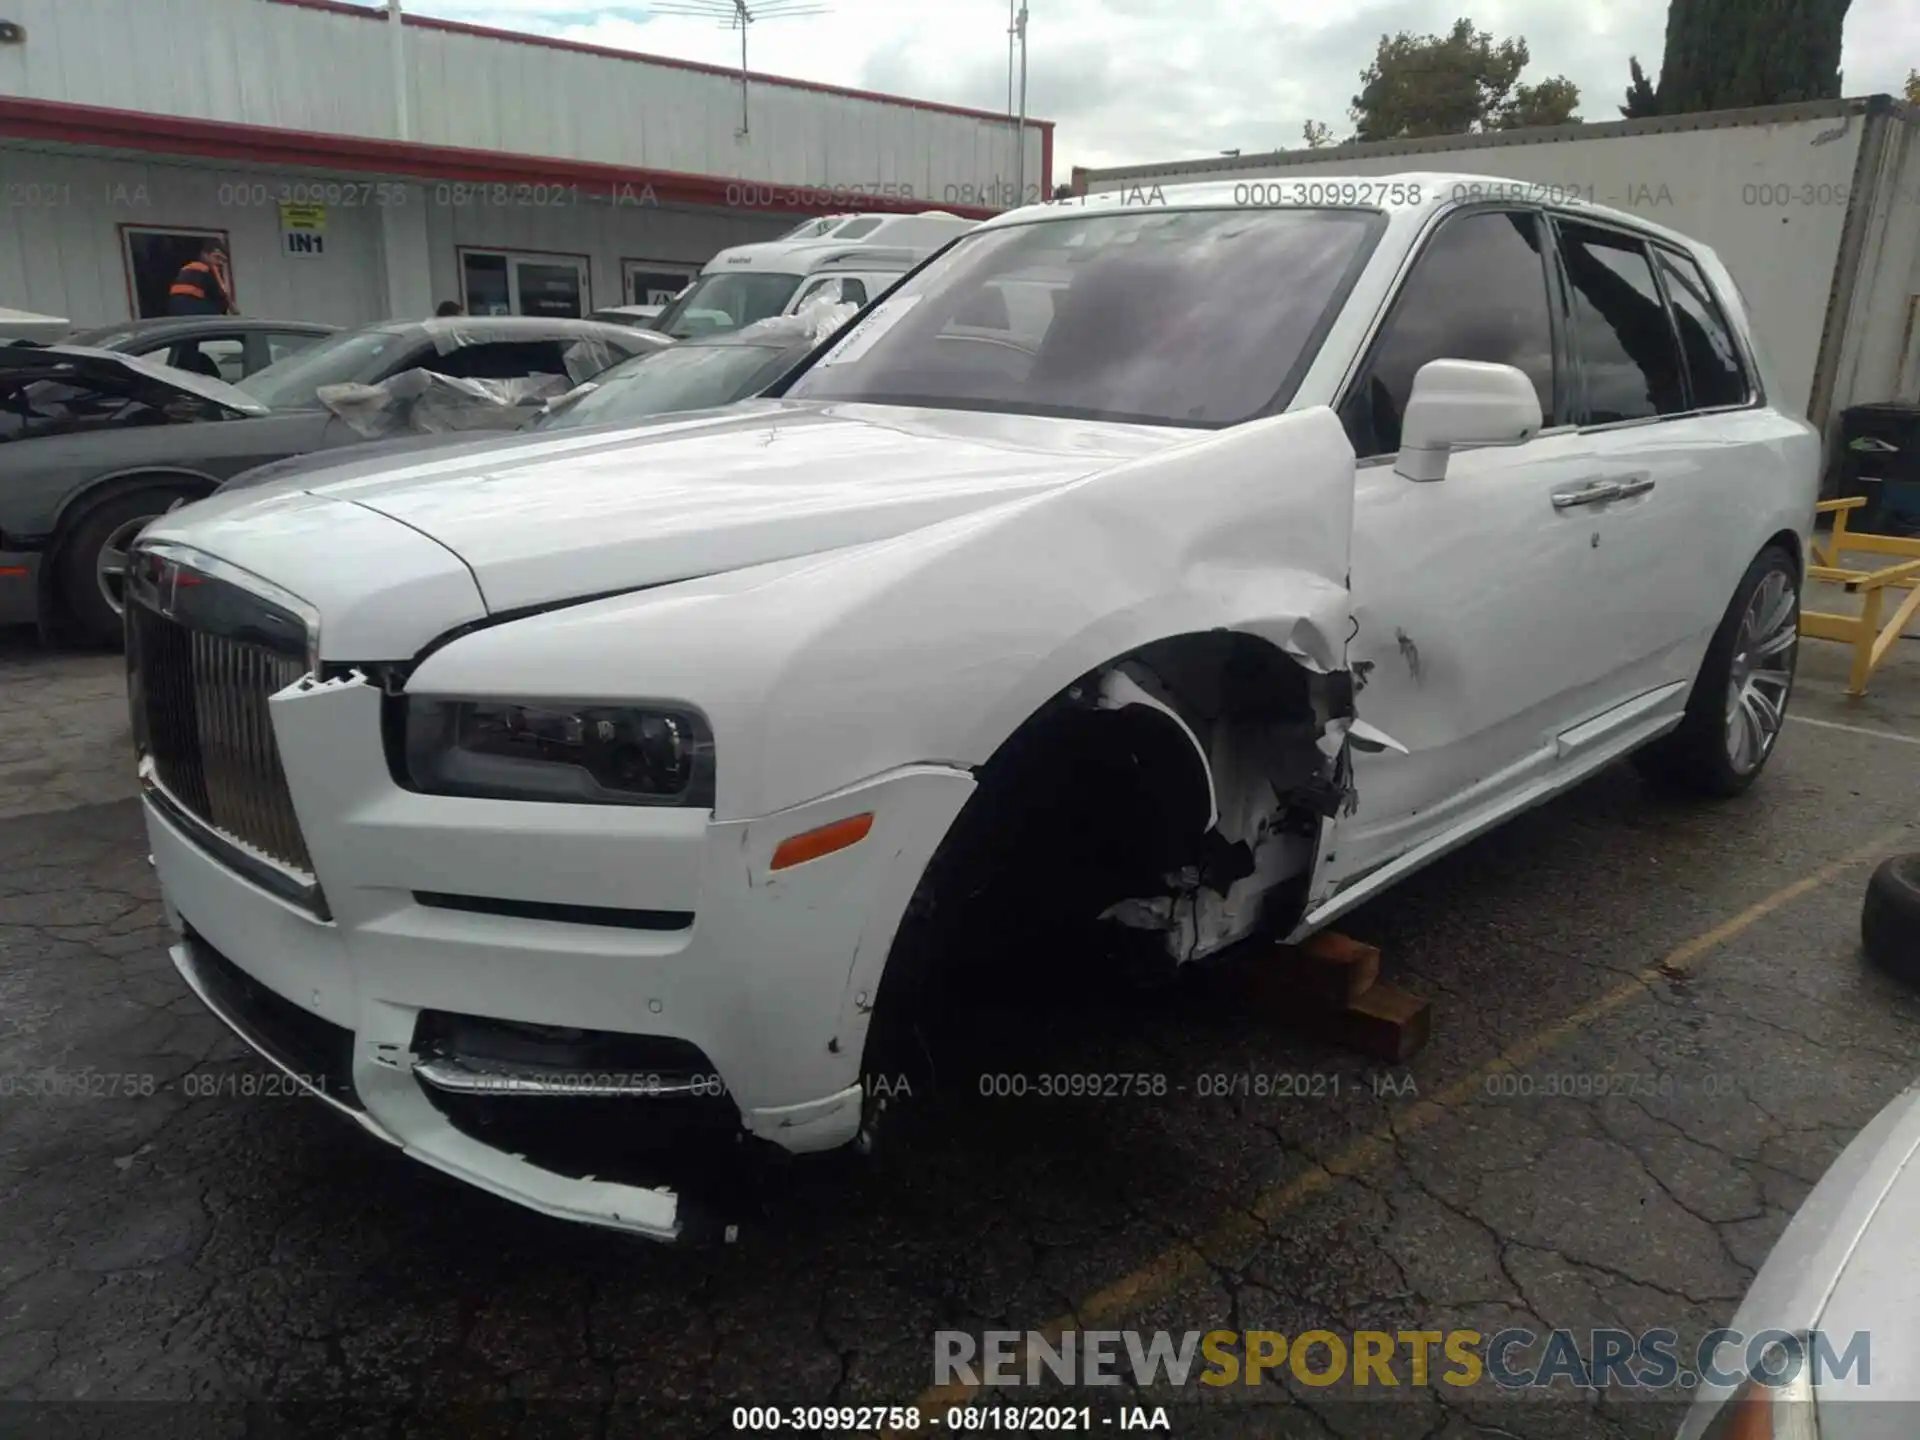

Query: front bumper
148;670;973;1240
0;550;41;628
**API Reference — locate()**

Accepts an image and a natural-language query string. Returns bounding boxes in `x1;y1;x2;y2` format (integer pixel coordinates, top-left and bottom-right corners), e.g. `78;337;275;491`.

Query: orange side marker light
770;812;874;871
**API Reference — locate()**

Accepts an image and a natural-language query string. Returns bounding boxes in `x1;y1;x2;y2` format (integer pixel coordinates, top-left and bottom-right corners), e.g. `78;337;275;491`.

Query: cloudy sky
392;0;1916;173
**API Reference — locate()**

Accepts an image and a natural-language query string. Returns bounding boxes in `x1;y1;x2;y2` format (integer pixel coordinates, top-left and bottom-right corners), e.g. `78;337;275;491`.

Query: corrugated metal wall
0;0;1045;200
1838;112;1920;409
0;149;391;328
1077;107;1872;417
0;147;808;327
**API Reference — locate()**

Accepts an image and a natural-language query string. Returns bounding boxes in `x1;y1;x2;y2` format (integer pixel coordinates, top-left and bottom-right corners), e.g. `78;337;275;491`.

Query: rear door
1315;206;1616;902
1549;217;1749;700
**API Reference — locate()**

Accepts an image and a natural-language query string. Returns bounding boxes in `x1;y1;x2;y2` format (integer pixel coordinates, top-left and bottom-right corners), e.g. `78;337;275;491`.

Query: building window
622;259;699;307
459;249;590;318
121;226;233;320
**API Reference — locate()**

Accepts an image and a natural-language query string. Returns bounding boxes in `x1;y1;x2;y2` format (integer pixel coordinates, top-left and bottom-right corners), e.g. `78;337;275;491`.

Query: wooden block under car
1216;930;1382;1006
1209;934;1432;1064
1293;982;1432;1064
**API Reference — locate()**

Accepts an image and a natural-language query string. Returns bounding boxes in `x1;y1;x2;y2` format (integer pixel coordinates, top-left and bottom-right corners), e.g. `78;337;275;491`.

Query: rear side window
1653;249;1750;410
422;340;571;381
1339;209;1557;459
1556;223;1687;423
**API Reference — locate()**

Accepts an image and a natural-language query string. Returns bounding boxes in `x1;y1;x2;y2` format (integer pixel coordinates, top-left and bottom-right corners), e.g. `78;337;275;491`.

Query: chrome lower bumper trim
411;1055;713;1099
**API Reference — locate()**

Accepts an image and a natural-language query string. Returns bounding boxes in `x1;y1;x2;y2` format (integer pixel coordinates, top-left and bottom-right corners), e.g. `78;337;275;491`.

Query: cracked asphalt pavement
4;620;1919;1440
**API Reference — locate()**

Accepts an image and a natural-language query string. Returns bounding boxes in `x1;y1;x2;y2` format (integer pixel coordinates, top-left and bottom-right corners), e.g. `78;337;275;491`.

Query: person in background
167;240;235;316
435;300;465;317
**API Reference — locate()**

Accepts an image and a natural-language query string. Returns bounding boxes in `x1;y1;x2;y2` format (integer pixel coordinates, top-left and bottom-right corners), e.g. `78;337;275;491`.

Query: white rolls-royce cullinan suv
129;176;1819;1241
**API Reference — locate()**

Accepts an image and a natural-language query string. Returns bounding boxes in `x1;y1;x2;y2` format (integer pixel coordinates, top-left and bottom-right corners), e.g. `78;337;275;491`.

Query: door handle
1610;472;1657;498
1552;480;1623;508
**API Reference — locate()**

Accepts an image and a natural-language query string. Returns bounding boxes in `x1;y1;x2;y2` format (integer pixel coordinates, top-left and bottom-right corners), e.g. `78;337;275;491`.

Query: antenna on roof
647;0;833;137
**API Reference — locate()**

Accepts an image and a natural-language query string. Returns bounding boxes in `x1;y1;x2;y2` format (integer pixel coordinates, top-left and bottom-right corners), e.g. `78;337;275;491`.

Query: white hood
146;400;1195;656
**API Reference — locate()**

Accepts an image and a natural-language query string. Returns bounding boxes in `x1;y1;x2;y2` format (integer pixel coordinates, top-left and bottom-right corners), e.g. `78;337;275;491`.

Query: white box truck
1071;96;1920;465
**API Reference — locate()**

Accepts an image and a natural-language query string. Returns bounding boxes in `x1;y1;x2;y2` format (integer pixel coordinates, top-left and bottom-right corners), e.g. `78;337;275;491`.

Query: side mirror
1394;359;1543;482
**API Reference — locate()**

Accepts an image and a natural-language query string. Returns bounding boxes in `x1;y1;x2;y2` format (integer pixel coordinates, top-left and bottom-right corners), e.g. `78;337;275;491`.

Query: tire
1863;854;1920;989
1634;544;1799;798
55;486;197;648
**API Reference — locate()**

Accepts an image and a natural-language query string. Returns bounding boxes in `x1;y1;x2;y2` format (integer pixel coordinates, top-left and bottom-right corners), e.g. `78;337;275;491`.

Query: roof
265;0;1055;131
65;316;340;344
978;170;1718;251
703;241;934;274
371;315;664;343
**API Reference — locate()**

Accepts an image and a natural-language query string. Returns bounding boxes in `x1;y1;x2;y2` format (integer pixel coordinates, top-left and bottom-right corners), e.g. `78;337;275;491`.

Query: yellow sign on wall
279;202;326;259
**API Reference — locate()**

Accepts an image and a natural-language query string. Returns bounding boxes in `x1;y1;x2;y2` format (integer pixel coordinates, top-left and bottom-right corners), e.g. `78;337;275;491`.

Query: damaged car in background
0;319;663;645
127;178;1818;1241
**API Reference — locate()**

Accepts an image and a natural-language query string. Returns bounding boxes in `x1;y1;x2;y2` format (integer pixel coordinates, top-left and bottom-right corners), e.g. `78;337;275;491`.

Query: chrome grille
127;554;317;879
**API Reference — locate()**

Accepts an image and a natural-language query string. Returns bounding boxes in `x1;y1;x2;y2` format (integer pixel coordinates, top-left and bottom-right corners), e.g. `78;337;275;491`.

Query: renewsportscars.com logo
934;1328;1871;1391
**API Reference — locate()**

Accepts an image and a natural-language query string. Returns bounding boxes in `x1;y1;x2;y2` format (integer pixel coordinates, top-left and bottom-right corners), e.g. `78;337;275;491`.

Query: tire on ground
1633;543;1799;798
1862;853;1920;989
55;486;197;648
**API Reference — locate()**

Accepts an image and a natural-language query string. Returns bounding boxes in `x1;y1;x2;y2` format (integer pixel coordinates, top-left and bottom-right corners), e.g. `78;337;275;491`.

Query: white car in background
128;176;1817;1240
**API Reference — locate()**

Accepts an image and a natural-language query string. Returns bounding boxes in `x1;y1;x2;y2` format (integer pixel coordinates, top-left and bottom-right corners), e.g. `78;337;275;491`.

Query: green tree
1492;76;1582;128
1646;0;1851;115
1302;118;1337;148
1349;17;1578;141
1906;68;1919;105
1620;56;1660;117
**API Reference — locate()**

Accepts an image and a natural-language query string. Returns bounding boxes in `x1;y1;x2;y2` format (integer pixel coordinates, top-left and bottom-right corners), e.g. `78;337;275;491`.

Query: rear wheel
56;486;198;648
1634;544;1799;797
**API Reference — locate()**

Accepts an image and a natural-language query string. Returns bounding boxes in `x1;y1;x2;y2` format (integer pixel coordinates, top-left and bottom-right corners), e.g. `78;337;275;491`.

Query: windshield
235;328;412;408
536;344;790;430
785;208;1385;428
651;273;803;340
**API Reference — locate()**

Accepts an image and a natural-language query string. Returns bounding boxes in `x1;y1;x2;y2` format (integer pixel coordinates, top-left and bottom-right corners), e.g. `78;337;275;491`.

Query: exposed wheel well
1764;528;1803;579
866;631;1352;1067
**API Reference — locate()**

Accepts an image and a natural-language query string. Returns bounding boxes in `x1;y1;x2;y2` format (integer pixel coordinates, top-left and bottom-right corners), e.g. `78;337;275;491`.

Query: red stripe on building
0;97;1019;218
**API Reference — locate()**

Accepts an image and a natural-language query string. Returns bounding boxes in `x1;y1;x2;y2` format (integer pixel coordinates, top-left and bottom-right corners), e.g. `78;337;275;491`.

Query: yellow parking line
890;822;1912;1430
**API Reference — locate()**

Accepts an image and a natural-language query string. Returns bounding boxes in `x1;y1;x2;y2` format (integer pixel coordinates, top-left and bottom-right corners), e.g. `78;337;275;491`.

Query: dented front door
1298;206;1614;923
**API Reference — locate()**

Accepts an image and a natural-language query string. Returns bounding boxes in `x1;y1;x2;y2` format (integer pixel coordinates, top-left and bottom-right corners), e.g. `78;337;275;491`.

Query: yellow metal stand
1802;497;1920;696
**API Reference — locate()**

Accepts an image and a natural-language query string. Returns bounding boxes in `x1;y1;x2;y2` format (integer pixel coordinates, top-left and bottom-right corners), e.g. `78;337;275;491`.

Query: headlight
1699;1338;1819;1440
402;698;715;807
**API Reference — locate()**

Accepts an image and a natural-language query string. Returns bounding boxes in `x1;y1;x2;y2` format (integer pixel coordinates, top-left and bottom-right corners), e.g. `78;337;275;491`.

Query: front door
1306;206;1618;916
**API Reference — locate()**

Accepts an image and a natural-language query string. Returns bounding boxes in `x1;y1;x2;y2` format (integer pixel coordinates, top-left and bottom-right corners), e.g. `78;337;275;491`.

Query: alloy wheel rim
96;516;156;618
1724;569;1797;774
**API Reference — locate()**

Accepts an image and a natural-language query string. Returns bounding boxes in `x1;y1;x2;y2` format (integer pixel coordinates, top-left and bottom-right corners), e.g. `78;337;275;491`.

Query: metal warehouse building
0;0;1053;327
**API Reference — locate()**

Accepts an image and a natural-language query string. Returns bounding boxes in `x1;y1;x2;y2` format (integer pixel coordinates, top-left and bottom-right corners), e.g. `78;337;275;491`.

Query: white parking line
1789;714;1920;747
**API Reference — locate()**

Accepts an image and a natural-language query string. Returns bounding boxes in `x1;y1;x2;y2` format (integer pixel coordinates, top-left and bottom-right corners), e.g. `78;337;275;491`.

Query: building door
121;227;233;319
622;259;698;307
460;250;590;318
